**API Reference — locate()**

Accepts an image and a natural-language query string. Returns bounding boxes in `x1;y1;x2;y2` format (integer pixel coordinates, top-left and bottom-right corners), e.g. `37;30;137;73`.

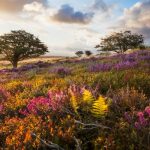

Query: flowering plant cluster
0;50;150;149
125;106;150;130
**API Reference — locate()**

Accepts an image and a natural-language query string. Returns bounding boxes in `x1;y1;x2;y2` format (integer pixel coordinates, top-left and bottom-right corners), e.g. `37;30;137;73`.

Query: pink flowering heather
137;112;147;127
19;97;50;115
137;112;144;117
0;104;3;113
27;97;50;114
20;90;67;115
125;107;150;130
19;109;29;116
145;106;150;117
134;122;141;130
0;87;10;102
48;90;67;111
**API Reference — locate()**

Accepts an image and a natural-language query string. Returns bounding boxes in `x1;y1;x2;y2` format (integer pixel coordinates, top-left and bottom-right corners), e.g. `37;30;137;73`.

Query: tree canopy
0;30;48;68
75;51;84;57
85;50;92;57
95;31;144;53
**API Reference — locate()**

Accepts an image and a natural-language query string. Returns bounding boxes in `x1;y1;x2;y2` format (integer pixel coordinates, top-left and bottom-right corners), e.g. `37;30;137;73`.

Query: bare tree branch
73;136;82;150
74;120;111;130
31;132;64;150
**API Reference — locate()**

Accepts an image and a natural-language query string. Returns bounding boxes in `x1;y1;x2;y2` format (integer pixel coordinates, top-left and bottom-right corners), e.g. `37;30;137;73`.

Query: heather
0;50;150;149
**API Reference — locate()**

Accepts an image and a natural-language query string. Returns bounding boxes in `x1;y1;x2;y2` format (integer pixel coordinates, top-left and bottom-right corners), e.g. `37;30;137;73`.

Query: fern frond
69;89;79;113
83;89;94;104
91;96;108;118
70;93;78;113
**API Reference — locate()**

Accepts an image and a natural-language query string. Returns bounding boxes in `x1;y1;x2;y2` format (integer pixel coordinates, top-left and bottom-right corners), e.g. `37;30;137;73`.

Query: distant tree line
75;50;92;57
75;30;146;56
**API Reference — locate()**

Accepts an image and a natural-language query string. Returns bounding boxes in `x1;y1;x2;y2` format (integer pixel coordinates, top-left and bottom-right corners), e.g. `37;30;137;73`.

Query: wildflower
137;112;144;117
134;122;141;130
0;105;3;112
124;112;132;123
50;66;71;77
24;129;31;143
27;97;50;114
88;63;113;72
137;112;147;126
19;109;29;116
145;106;150;117
114;61;138;71
0;87;10;102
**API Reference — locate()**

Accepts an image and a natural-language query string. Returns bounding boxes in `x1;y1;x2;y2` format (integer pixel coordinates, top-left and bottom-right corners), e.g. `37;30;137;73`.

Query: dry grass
0;56;66;69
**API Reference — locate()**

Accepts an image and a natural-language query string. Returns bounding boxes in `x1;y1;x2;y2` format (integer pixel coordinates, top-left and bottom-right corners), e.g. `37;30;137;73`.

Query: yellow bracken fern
91;96;108;117
70;92;78;113
83;89;94;104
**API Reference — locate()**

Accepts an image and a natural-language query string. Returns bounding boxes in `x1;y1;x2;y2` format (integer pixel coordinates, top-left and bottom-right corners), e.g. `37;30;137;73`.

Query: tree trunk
12;61;18;69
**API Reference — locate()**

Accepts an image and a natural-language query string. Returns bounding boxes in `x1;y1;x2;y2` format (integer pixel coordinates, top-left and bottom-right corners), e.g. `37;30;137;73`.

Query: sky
0;0;149;56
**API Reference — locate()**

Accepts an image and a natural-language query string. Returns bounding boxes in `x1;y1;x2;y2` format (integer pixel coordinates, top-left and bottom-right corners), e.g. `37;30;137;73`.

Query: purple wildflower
124;112;132;123
48;90;67;111
0;105;3;113
134;122;141;130
0;87;10;102
137;112;147;126
20;90;67;115
145;106;150;117
114;61;138;71
19;109;29;116
27;97;50;114
88;63;113;72
50;66;71;76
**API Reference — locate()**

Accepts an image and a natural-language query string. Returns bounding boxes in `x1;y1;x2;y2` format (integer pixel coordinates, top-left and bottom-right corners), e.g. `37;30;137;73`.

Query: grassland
0;50;150;149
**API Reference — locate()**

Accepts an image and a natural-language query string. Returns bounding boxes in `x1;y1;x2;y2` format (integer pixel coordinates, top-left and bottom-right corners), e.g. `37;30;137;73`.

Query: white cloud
23;2;45;13
117;0;150;41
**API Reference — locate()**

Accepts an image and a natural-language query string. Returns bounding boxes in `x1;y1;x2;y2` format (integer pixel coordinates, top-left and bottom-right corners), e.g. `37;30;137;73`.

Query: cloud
118;0;150;41
52;4;94;24
91;0;108;12
23;2;45;13
0;0;48;13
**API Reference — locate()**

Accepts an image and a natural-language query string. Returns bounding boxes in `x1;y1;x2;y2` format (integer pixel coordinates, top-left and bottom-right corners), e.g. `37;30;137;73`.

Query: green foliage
85;50;92;57
0;30;48;68
0;50;150;149
75;51;84;57
96;31;144;53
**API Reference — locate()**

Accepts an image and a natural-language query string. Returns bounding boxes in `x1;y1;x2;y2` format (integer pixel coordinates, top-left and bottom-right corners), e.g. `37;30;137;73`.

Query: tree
95;31;144;53
75;51;84;57
0;30;48;68
85;50;92;57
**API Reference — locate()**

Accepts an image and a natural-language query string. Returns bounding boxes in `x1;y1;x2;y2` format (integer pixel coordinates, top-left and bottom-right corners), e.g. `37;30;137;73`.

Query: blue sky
0;0;149;56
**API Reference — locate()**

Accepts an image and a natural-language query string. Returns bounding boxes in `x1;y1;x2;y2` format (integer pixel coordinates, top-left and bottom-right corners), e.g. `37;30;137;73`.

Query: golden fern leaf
91;96;108;117
83;89;94;104
71;93;78;113
69;89;78;113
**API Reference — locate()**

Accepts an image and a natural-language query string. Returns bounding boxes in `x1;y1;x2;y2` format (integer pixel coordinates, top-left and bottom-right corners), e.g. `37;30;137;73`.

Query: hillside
0;50;150;149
